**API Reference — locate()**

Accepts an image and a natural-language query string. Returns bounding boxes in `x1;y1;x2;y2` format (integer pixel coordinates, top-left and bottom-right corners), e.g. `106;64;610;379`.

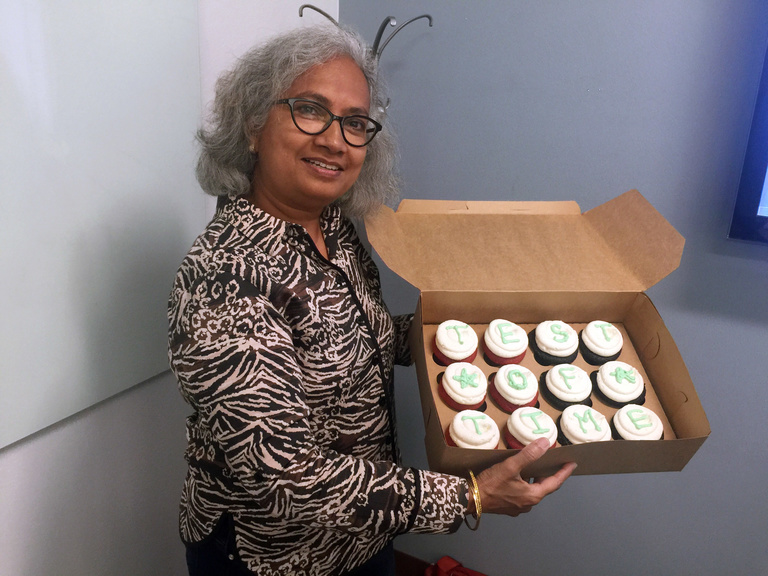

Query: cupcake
483;319;527;365
593;360;646;408
433;320;479;365
611;404;664;441
445;410;500;449
489;364;538;413
557;405;612;445
438;362;488;411
504;406;557;449
530;320;578;365
579;321;623;365
539;364;592;411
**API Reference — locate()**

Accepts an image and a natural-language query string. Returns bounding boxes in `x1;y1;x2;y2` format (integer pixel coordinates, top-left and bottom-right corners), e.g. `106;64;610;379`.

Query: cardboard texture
366;190;710;477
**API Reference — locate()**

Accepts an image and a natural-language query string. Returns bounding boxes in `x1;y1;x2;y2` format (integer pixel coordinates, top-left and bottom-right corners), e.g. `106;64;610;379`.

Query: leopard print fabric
168;198;467;575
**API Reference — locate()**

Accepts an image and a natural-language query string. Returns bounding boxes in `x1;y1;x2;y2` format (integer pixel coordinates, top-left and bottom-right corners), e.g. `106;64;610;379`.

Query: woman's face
251;56;370;217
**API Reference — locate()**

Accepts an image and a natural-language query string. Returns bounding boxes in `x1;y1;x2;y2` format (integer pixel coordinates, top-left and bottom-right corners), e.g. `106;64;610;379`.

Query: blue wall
343;2;768;574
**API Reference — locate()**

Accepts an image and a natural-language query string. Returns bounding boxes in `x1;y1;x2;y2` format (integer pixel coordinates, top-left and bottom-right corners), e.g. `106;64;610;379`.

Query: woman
168;24;575;576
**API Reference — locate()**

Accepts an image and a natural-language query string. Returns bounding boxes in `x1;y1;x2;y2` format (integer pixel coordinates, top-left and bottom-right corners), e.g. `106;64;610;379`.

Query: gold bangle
464;470;481;531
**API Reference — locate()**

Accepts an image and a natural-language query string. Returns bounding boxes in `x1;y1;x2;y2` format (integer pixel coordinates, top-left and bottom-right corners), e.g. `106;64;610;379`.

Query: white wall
0;372;190;576
0;0;204;450
343;1;768;574
0;2;338;575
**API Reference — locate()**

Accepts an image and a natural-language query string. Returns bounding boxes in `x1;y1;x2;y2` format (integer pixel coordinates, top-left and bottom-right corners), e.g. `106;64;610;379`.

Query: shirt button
228;554;235;561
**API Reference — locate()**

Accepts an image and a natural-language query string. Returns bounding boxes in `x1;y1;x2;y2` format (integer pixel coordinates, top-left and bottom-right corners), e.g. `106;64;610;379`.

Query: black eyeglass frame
275;98;382;147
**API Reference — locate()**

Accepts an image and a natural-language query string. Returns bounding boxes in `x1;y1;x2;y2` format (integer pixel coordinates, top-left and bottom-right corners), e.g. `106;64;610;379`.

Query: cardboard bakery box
365;190;710;477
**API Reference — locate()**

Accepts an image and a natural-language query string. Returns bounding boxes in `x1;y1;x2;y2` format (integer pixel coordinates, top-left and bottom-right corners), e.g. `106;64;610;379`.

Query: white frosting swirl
582;320;623;357
483;319;527;359
435;320;479;361
613;404;663;440
535;321;578;356
506;407;557;447
449;410;500;449
596;360;644;403
442;362;488;406
494;364;537;405
545;364;592;403
559;405;612;444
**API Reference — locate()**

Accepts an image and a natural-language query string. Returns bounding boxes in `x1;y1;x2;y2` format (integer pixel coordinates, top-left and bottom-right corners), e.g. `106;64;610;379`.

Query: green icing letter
496;322;520;345
461;413;488;435
574;408;602;434
626;408;653;430
557;366;577;390
505;369;528;390
595;322;614;341
550;323;571;343
447;324;468;345
520;410;550;434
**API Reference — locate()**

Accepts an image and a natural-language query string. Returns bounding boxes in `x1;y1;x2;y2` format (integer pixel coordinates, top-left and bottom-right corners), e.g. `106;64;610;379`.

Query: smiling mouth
306;159;341;171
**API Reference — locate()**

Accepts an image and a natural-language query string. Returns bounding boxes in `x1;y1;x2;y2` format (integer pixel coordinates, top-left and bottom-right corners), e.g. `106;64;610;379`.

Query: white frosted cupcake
438;362;488;411
539;364;592;410
489;364;538;413
580;321;623;365
433;320;479;365
531;320;579;365
612;404;664;440
483;319;528;365
594;360;646;408
557;405;612;445
504;407;558;449
445;410;500;449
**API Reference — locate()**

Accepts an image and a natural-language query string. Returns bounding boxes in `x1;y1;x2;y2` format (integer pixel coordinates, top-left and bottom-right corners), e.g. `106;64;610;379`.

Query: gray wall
344;1;768;574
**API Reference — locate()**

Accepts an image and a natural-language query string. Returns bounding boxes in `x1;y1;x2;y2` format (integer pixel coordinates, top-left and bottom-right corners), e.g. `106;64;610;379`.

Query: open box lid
365;190;685;293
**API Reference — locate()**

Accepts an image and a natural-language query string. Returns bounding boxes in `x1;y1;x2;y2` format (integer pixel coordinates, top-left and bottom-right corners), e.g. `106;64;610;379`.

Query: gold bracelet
464;470;481;531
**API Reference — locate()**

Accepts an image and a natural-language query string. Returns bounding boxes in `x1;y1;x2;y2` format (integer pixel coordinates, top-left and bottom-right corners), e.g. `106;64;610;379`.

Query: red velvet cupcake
433;320;478;365
489;364;538;413
504;406;557;449
438;362;487;411
444;410;500;449
483;319;527;365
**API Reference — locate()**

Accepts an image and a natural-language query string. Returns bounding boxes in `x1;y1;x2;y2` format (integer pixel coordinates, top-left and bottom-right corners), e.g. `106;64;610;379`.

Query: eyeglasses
275;98;382;147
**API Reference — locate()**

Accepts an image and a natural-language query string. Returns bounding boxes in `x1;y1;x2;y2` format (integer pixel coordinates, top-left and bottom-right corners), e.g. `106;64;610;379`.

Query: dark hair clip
299;4;433;61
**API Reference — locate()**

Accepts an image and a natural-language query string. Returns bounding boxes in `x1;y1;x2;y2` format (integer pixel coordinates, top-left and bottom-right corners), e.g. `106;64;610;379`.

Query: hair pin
298;4;433;62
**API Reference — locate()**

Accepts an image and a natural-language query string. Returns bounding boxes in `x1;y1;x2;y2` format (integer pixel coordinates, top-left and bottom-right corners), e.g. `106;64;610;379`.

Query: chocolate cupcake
530;320;578;365
579;320;623;365
539;364;592;411
557;405;612;446
593;360;646;408
611;404;664;441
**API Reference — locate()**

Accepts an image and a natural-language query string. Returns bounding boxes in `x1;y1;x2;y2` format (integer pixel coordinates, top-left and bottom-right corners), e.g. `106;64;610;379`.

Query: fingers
535;461;578;494
503;437;551;476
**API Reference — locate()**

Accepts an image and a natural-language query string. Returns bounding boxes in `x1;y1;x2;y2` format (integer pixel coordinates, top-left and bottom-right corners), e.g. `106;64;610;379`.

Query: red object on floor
424;556;487;576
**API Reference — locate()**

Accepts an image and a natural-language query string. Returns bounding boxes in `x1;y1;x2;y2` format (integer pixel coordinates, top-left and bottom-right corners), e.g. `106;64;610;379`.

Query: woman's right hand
474;438;577;517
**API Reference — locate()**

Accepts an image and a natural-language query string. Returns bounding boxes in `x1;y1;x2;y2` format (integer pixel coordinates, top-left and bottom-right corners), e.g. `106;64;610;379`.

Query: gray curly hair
195;24;399;219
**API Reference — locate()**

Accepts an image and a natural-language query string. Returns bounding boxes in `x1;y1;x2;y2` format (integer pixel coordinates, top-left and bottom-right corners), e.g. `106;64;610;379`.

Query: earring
248;143;256;154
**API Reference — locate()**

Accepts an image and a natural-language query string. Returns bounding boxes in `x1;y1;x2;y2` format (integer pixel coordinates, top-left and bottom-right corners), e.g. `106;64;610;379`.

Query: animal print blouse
168;198;468;575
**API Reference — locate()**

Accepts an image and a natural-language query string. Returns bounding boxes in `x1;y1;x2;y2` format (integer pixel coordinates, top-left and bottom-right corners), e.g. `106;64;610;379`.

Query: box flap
365;190;684;292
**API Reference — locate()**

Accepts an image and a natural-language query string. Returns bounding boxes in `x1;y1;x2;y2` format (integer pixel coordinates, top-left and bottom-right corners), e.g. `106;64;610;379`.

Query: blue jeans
185;514;395;576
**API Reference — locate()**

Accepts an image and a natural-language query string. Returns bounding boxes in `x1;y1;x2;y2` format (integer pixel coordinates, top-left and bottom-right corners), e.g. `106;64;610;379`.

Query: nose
314;118;347;151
